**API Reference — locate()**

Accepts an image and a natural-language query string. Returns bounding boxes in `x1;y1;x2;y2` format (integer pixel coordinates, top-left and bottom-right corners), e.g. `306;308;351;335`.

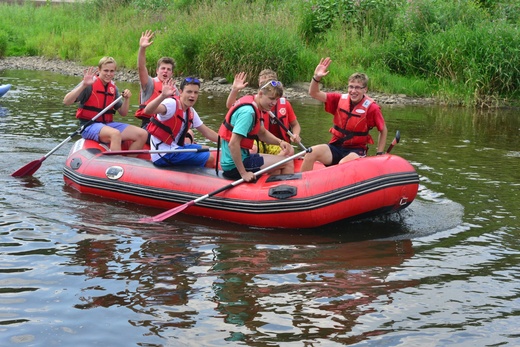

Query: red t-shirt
262;98;297;139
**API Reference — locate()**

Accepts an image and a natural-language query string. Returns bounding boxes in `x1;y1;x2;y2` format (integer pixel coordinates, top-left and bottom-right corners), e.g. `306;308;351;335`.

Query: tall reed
0;0;518;107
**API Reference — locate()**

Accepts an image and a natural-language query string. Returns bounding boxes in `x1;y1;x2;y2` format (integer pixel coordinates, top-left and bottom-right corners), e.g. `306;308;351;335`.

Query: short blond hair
348;72;368;88
98;56;117;69
258;69;278;85
259;80;283;98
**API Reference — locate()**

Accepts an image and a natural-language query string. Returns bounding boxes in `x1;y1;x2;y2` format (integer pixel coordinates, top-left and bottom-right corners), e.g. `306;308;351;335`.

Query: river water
1;69;519;346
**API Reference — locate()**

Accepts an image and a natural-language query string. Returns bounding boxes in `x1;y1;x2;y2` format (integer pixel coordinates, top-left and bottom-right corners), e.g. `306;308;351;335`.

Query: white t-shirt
150;98;203;162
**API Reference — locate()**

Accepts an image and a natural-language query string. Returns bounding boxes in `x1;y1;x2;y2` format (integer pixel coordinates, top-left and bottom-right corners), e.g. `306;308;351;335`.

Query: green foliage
0;0;518;107
298;0;405;42
0;31;7;58
381;0;520;106
161;0;309;86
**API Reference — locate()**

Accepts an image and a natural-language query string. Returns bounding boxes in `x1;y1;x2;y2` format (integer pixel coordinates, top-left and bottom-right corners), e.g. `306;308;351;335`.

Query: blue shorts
81;122;129;142
222;153;264;180
328;145;366;166
153;144;210;167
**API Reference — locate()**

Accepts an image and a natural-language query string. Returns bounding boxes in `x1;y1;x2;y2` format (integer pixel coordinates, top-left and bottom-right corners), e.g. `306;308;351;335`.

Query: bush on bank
0;0;518;107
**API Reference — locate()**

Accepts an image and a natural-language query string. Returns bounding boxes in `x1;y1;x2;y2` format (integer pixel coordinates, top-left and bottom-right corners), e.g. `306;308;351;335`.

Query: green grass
0;0;518;107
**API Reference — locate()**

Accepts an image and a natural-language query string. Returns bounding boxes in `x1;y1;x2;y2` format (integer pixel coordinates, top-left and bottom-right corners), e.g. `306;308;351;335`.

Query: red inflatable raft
63;139;419;229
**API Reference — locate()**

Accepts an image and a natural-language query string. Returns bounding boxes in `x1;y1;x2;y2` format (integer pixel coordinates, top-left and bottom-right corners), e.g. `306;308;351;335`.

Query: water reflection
60;224;416;343
1;68;519;346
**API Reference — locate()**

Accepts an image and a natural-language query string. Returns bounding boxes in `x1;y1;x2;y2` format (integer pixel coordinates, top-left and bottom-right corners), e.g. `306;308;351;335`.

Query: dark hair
180;76;201;91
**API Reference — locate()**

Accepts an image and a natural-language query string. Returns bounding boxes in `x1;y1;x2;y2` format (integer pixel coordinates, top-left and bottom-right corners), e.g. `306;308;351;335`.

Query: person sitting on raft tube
301;57;388;172
143;77;218;168
63;56;148;152
225;69;302;156
218;80;294;182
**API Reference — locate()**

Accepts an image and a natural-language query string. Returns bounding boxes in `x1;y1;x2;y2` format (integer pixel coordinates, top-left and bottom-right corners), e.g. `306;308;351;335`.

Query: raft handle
269;185;297;200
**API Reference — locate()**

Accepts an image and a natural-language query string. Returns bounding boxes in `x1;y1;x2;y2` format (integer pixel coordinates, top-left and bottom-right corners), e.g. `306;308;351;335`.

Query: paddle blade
386;130;401;154
11;158;44;177
139;201;195;223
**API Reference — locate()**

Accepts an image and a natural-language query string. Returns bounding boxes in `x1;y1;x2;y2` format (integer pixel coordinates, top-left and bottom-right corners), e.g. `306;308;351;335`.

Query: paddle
101;148;210;155
267;111;307;150
12;95;123;177
386;130;401;153
140;147;312;223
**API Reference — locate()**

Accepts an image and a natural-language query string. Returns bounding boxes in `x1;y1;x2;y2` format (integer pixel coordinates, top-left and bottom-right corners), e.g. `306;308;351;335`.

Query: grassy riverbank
0;0;518;107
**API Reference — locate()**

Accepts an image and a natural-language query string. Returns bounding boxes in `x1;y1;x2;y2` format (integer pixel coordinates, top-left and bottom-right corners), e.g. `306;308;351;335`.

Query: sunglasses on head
184;77;200;84
260;80;282;90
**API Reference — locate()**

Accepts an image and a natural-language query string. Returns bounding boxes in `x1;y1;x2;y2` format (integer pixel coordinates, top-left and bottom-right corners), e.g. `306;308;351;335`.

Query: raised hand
140;30;154;49
232;72;248;91
82;66;98;86
160;78;176;97
314;57;332;79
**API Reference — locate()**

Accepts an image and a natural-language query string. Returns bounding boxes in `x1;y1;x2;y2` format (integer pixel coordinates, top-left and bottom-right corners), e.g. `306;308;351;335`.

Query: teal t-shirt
220;105;256;171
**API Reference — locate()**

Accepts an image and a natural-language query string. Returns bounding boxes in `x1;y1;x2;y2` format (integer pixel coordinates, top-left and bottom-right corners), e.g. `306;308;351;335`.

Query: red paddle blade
139;201;195;223
11;158;44;177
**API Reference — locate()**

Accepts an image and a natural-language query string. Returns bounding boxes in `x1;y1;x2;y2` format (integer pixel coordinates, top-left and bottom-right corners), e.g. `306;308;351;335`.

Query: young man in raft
144;77;218;168
218;80;294;182
301;57;388;172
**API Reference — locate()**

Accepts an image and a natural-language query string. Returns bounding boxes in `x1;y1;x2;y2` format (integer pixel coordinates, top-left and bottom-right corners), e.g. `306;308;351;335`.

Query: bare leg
338;152;360;164
204;154;216;168
120;125;148;150
300;144;333;172
261;153;294;175
98;126;123;151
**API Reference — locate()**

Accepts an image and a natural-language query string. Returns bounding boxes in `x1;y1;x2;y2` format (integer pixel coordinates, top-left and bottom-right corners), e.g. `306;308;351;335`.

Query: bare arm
229;132;255;182
308;57;331;103
288;119;301;144
196;124;218;143
143;79;175;115
117;89;132;117
138;30;154;88
376;124;388;153
63;66;97;105
225;72;248;108
143;93;167;115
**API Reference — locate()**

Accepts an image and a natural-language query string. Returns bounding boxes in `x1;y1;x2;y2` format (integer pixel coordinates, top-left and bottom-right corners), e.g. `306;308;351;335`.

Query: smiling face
347;73;369;104
347;80;367;104
98;62;116;85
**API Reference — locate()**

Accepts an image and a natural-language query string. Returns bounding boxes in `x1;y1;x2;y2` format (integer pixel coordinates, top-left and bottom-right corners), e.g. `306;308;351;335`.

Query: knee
204;155;216;168
138;128;148;141
109;132;122;143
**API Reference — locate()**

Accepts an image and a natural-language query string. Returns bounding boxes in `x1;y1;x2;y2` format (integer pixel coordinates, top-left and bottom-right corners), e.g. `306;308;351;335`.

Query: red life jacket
218;95;262;149
76;78;117;123
147;96;194;146
264;97;292;142
135;77;162;120
329;94;375;148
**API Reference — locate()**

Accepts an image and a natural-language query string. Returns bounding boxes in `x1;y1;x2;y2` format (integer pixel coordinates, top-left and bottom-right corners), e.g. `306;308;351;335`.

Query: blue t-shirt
220;105;256;171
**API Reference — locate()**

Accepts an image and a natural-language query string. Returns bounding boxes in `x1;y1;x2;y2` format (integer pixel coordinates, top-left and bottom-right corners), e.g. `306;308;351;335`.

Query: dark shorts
222;153;264;180
328;145;366;166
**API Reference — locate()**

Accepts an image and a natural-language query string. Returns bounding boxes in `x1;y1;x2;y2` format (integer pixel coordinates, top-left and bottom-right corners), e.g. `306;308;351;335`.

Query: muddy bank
1;56;437;106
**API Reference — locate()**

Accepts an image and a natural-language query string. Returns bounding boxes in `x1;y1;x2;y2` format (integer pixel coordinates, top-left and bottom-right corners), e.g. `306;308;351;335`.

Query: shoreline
0;56;437;106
